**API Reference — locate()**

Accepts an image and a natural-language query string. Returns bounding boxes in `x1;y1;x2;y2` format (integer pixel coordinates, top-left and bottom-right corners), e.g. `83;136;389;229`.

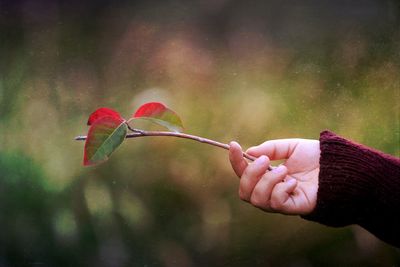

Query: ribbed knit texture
302;130;400;247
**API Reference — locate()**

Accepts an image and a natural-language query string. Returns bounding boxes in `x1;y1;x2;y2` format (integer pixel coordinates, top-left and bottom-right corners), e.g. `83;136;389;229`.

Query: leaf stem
75;128;272;170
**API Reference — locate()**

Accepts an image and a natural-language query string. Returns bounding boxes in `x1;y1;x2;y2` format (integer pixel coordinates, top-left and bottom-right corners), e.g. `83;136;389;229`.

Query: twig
75;128;272;170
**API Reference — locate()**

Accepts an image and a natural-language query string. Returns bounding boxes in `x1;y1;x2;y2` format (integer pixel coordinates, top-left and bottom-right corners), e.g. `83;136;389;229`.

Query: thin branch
75;129;272;170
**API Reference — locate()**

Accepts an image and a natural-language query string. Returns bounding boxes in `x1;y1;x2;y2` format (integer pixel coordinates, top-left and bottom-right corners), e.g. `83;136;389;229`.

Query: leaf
87;107;123;126
132;102;184;132
84;116;127;166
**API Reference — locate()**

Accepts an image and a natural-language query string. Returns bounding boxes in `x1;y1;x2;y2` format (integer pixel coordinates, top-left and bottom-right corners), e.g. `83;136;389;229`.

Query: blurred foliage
0;0;399;266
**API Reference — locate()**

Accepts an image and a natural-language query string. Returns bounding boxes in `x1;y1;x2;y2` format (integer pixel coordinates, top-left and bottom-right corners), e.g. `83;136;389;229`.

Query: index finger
246;139;301;161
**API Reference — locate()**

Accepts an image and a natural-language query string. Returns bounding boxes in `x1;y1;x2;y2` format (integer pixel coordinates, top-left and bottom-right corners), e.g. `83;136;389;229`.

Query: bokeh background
1;0;399;266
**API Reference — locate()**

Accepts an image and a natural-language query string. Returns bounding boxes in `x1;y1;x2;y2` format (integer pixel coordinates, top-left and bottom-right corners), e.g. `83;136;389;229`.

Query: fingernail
272;165;285;173
286;178;296;186
230;141;241;150
254;155;267;165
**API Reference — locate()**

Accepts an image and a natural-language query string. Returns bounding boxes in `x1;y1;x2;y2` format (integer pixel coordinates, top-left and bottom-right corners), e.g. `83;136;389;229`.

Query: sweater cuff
302;130;399;227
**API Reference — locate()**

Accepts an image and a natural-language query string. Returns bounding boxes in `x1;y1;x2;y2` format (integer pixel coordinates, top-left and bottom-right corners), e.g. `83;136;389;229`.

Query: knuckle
250;187;266;207
270;198;282;211
245;163;259;176
238;189;248;201
250;194;263;208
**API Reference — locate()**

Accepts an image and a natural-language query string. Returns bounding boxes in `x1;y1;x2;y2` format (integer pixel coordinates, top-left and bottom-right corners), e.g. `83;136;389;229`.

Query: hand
229;139;320;215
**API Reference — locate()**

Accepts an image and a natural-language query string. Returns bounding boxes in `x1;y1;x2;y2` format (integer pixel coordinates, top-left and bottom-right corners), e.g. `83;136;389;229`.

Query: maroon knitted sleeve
302;130;400;247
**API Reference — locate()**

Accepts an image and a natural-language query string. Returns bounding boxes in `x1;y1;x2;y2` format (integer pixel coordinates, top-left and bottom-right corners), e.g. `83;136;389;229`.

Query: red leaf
132;102;184;132
134;102;166;117
84;116;127;166
87;107;123;126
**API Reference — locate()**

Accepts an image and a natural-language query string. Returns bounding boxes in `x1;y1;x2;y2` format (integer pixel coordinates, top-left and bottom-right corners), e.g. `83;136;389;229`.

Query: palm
279;140;320;214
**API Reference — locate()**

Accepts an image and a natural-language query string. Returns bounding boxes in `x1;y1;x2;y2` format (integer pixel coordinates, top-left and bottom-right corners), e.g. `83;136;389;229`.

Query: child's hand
229;139;320;215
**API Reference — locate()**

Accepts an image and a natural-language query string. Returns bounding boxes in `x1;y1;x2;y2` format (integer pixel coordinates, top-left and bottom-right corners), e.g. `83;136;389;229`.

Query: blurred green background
1;0;399;266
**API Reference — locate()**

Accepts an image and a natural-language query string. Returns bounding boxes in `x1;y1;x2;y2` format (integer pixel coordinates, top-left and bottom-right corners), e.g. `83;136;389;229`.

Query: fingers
269;177;298;214
229;141;248;177
247;165;289;211
239;155;271;201
249;165;288;209
246;139;301;161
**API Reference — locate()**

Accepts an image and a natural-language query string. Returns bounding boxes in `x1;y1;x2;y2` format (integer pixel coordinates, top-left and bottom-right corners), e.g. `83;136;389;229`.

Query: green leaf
132;102;184;132
84;116;127;166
